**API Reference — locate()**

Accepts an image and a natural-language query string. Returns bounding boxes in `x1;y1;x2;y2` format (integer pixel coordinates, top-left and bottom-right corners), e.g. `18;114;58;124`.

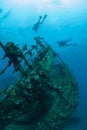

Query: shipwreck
0;36;79;130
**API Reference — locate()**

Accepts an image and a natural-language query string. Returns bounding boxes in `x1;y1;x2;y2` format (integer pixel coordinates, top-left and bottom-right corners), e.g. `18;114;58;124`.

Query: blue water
0;0;87;129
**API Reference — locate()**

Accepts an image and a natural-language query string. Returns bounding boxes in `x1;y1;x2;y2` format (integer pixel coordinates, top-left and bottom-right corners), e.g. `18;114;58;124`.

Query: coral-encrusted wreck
0;37;79;130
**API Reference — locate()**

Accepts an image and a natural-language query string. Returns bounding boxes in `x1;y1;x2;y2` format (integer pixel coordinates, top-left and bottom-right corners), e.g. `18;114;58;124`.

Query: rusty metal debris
0;37;79;130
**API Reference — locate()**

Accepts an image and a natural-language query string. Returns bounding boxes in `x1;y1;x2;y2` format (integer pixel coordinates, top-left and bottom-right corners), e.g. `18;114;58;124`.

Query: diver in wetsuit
57;38;78;47
57;38;73;47
33;14;47;32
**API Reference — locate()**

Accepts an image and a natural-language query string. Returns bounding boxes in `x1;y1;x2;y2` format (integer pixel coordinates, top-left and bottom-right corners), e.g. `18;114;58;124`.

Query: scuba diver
33;14;47;32
57;38;72;47
57;38;77;47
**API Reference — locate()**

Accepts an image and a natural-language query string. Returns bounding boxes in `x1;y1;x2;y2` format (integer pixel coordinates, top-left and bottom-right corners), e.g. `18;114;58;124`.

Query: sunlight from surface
5;0;52;8
5;0;31;7
61;0;77;7
1;0;86;12
61;0;84;8
0;0;87;28
1;0;61;12
5;0;84;8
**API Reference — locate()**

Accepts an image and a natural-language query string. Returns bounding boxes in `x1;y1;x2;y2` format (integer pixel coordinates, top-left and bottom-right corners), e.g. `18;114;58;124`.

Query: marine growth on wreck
0;35;79;130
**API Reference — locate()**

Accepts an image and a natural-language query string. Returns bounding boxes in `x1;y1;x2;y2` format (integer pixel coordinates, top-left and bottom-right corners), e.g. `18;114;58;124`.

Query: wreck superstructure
0;37;79;130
